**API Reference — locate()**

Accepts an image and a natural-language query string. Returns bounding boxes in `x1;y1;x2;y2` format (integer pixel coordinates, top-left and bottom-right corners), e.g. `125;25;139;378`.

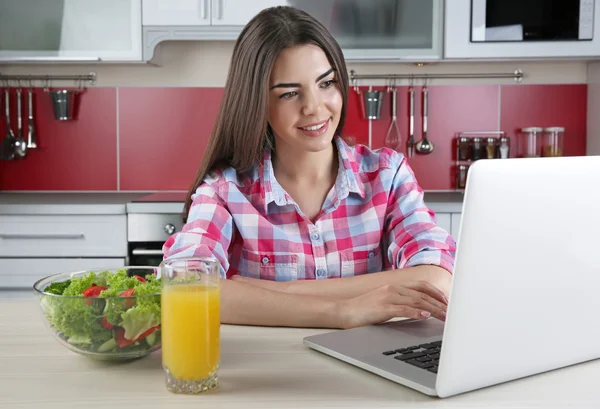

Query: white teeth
301;122;326;131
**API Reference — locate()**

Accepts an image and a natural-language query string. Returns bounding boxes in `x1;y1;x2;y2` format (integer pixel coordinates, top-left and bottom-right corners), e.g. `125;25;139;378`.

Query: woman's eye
279;91;298;99
321;79;336;88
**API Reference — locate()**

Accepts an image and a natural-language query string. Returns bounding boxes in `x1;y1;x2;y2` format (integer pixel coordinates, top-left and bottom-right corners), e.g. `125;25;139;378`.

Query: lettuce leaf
120;303;161;341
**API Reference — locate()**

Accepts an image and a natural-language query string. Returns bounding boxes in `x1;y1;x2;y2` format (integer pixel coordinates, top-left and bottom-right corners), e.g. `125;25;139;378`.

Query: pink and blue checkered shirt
163;137;456;280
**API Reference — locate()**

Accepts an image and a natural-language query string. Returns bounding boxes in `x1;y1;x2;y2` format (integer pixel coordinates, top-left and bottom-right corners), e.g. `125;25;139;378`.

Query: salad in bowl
33;267;162;360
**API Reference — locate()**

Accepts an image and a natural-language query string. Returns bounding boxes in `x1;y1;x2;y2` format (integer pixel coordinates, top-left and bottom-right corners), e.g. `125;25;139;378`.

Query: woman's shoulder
203;163;261;190
343;140;405;174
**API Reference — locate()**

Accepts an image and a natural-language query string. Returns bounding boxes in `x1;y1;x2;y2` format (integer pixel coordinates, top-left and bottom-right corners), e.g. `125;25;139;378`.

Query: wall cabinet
0;0;142;62
435;212;462;244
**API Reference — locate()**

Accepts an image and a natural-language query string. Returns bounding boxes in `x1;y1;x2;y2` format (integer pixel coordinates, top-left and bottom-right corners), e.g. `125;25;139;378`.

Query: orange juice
161;284;220;380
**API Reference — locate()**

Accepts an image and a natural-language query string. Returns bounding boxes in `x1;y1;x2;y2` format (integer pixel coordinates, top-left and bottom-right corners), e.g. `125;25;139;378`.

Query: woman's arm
232;264;451;300
221;275;448;329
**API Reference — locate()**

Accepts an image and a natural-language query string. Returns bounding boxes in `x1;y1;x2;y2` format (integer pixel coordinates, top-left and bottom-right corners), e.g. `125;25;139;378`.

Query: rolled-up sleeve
384;157;456;274
162;181;234;278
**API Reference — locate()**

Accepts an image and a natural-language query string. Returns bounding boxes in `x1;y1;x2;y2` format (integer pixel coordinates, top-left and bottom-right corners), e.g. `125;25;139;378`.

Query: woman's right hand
336;281;448;329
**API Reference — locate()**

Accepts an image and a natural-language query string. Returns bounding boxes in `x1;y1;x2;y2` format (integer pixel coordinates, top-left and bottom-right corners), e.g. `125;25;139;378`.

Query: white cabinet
212;0;287;26
451;213;462;243
142;0;443;61
444;0;600;59
435;213;452;236
0;258;125;289
142;0;211;26
0;0;142;62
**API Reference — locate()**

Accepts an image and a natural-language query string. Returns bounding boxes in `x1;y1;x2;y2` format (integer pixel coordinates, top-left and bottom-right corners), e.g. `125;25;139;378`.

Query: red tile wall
0;84;587;191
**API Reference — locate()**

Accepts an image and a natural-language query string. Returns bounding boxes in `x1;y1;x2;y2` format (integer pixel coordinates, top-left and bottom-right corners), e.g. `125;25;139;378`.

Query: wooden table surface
2;292;600;408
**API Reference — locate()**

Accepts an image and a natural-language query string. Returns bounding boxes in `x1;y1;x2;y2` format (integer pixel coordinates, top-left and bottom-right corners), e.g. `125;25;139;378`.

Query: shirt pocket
340;246;382;278
240;249;298;281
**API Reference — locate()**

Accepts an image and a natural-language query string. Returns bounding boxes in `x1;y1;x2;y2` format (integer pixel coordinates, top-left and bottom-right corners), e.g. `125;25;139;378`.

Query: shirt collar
261;136;365;214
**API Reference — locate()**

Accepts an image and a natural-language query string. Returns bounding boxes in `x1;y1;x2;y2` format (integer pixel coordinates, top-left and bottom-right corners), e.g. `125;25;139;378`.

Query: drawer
0;258;125;289
0;215;127;257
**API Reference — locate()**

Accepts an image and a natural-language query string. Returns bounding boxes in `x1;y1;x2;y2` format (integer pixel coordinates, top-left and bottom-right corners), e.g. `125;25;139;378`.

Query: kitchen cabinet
0;258;125;289
434;212;462;243
0;0;142;62
142;0;443;61
451;213;462;242
444;0;600;59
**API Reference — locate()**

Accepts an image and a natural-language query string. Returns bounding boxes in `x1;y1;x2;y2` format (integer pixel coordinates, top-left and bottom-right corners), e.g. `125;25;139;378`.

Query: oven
471;0;595;43
126;193;186;267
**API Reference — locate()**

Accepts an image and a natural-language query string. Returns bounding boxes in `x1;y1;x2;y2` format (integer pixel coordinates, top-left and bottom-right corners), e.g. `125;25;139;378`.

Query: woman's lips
297;118;330;137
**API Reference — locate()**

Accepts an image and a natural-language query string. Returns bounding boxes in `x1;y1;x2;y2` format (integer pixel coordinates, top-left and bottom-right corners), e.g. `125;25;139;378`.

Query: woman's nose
301;89;323;116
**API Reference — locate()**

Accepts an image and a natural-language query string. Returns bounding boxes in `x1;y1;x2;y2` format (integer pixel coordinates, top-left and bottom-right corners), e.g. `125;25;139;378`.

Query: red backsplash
0;84;587;191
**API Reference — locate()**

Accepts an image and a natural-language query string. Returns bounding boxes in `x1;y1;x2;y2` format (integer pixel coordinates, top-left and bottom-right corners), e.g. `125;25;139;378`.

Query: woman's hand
335;281;448;329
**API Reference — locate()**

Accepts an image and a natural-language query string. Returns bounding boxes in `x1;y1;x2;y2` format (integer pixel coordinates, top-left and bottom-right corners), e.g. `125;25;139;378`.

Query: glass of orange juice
160;257;220;394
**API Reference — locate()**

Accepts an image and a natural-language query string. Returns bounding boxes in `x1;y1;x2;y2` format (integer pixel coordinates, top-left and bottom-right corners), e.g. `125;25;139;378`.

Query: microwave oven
471;0;595;43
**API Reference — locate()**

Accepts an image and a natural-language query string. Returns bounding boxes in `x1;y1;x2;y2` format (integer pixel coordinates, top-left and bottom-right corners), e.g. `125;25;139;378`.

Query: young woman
163;6;456;329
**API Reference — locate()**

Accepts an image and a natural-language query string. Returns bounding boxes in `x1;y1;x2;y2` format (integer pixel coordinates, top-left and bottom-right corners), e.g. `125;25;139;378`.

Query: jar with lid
485;137;497;159
519;127;542;157
457;165;469;189
542;127;564;157
458;137;470;161
471;137;483;161
498;136;510;159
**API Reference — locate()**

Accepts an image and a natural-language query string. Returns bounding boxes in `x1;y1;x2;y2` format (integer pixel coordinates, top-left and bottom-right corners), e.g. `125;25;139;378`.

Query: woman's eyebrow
270;68;335;90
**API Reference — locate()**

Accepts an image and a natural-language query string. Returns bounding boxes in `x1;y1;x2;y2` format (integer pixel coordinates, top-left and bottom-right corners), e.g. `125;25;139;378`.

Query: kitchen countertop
3;293;600;408
0;192;151;215
0;191;464;215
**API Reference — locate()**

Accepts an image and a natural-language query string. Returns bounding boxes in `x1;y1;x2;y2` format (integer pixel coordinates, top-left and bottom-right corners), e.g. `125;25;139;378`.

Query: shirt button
368;251;375;259
316;268;326;277
311;233;320;241
261;257;270;265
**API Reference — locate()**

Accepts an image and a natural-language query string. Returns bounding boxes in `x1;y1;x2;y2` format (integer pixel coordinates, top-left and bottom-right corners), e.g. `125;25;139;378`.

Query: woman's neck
272;140;337;185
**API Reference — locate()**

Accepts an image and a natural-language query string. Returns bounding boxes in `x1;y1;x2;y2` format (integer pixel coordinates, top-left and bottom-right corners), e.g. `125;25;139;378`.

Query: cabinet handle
199;0;206;19
0;233;85;240
213;0;222;20
132;249;164;256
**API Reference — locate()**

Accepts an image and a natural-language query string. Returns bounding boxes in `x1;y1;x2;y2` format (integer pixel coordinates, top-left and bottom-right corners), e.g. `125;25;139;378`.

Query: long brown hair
183;6;349;221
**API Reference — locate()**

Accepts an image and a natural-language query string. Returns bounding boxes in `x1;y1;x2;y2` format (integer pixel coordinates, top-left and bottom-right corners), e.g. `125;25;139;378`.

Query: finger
407;280;449;306
397;286;447;315
391;293;446;322
387;305;434;321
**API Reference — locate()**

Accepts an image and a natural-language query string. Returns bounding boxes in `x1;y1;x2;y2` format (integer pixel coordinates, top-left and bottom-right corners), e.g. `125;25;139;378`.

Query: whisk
384;81;402;151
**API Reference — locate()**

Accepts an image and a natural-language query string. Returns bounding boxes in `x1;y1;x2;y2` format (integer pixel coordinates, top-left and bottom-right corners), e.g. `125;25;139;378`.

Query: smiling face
267;44;343;153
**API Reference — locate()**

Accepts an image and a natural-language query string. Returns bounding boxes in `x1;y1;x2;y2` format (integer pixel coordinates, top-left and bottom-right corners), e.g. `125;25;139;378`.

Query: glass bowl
33;266;162;361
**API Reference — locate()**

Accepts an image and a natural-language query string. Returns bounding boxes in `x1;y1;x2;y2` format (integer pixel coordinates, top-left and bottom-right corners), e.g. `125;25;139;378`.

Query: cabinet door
143;0;211;26
0;258;125;289
451;213;462;243
212;0;289;26
0;0;142;62
444;0;600;59
435;213;452;236
295;0;443;61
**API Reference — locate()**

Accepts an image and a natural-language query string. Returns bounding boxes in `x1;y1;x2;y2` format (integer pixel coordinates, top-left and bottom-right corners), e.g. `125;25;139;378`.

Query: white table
2;293;600;408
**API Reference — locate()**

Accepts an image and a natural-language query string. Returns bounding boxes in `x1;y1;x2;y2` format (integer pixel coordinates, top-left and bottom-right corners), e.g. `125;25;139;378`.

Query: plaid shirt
163;137;456;280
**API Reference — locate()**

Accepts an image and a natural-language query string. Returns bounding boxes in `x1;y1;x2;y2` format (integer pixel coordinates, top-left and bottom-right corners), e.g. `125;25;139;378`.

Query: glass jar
542;127;564;157
457;165;469;189
471;137;483;161
499;136;510;159
458;137;470;161
485;137;497;159
519;127;543;157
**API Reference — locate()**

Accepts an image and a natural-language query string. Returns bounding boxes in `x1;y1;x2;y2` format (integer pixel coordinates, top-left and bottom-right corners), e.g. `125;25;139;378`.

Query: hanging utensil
0;87;16;161
384;82;401;151
359;85;383;149
415;83;434;154
406;82;416;158
26;82;38;149
14;87;27;158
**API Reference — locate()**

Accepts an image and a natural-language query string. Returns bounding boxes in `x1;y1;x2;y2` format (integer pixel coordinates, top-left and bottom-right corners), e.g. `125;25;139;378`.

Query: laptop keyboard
382;341;442;374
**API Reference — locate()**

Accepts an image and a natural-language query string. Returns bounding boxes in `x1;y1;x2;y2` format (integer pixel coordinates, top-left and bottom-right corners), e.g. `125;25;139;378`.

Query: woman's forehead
270;45;332;83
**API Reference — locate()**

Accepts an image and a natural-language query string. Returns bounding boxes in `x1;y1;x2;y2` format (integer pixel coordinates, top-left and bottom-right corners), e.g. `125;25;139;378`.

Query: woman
163;6;456;329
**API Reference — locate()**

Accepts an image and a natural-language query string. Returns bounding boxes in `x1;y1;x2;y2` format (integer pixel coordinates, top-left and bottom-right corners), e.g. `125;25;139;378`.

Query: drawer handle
132;249;164;256
0;233;85;240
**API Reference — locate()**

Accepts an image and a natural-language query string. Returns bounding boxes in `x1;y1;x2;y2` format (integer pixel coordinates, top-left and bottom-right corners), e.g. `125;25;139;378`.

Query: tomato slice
133;275;147;283
120;288;135;308
101;316;114;330
82;285;107;305
115;325;161;348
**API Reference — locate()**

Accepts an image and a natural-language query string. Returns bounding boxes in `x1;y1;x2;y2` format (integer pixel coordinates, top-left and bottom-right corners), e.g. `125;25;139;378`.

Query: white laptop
303;155;600;398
